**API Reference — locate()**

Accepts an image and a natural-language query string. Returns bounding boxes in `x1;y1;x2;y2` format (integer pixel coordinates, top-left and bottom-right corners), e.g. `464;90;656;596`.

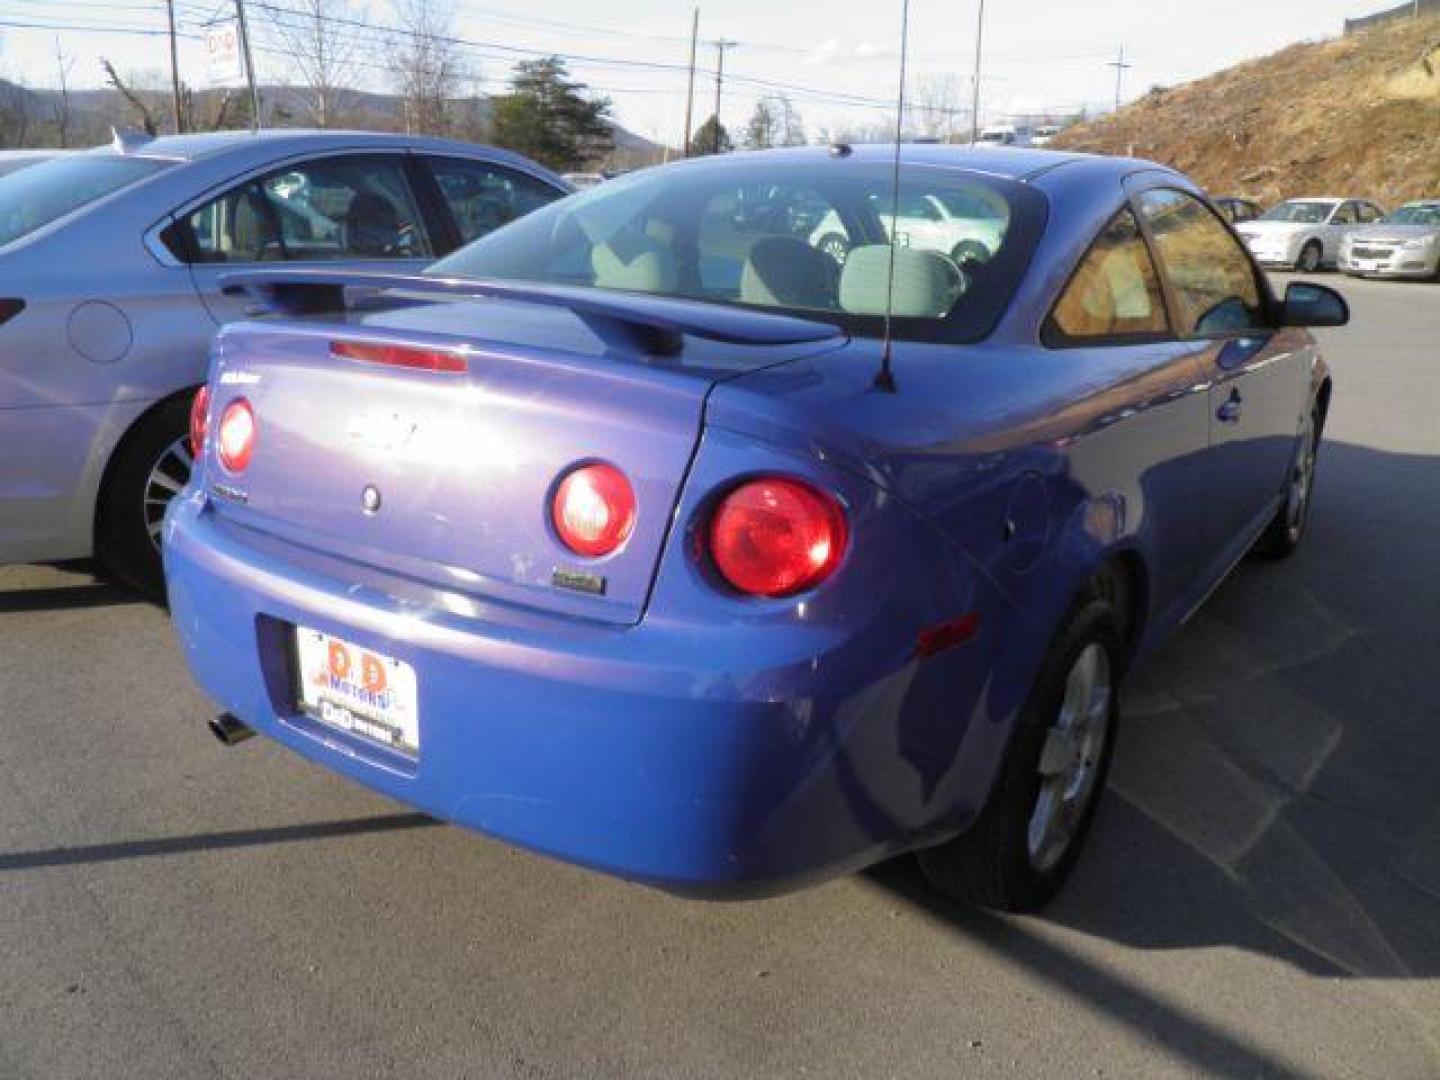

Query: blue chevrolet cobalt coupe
165;146;1345;911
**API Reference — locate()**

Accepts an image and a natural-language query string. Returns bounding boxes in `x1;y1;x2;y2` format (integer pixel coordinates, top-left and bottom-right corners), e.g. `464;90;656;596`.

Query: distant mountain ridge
1053;13;1440;207
0;79;666;168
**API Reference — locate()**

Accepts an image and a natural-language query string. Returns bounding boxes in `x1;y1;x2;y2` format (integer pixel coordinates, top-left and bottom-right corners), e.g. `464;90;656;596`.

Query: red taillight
331;340;467;373
552;462;636;557
708;477;847;598
189;384;210;456
216;397;256;473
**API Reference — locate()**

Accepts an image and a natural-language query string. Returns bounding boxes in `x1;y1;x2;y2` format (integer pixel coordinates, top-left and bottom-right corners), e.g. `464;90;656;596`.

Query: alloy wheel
1028;642;1113;873
1285;413;1319;542
142;435;193;553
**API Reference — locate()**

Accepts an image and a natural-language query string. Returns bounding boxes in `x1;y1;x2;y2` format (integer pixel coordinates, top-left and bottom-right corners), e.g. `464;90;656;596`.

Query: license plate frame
294;626;420;758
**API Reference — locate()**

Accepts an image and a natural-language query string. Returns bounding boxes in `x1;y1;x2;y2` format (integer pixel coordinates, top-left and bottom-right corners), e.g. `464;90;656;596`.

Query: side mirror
1280;282;1349;328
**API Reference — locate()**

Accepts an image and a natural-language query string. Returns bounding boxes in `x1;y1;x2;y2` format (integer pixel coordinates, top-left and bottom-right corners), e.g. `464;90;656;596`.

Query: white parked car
811;190;1008;267
973;124;1034;149
1235;197;1384;271
1032;124;1062;148
1338;200;1440;280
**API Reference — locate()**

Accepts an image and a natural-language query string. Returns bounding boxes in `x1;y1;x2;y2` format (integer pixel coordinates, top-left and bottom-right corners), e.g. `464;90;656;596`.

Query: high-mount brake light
708;477;847;598
331;340;467;374
552;463;636;558
189;385;210;456
216;398;256;474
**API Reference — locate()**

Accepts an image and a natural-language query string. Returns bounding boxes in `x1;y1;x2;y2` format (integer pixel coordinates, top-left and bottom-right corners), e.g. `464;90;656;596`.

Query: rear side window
181;155;433;263
1137;189;1265;336
425;157;562;245
429;159;1046;344
1047;209;1169;344
0;154;171;247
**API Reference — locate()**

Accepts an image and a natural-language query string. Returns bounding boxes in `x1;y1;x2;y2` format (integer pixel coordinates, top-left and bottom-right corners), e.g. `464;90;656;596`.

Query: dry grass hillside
1053;14;1440;207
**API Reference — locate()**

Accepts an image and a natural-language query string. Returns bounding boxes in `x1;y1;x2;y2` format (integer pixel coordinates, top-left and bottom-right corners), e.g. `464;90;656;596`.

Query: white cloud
803;38;840;66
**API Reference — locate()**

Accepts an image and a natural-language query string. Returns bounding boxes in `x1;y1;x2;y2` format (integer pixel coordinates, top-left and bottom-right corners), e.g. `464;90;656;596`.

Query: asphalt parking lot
1;273;1437;1080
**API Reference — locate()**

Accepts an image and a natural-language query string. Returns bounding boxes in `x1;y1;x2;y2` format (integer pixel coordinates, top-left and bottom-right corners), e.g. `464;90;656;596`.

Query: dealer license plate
295;627;419;757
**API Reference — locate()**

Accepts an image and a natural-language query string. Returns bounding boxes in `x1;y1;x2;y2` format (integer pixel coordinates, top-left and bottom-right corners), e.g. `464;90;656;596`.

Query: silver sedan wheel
1284;412;1319;542
143;436;193;553
1028;643;1113;873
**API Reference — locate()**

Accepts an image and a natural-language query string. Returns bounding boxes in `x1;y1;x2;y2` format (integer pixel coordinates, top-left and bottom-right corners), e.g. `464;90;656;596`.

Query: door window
1047;208;1169;343
424;157;563;245
181;155;432;263
1137;189;1266;336
1332;202;1357;225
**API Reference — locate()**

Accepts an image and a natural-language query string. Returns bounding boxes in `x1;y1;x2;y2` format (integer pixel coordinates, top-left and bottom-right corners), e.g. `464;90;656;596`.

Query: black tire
1295;240;1322;273
95;394;196;598
816;232;850;264
1253;406;1321;559
917;596;1123;913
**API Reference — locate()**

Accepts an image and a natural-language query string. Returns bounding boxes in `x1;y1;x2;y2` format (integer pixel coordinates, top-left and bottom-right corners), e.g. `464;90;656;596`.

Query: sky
0;0;1402;146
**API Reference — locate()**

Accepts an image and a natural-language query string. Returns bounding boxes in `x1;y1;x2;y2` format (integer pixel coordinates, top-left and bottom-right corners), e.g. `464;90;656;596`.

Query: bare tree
52;37;75;147
910;73;962;142
101;59;159;137
264;0;364;128
774;94;806;146
744;94;805;150
388;0;466;136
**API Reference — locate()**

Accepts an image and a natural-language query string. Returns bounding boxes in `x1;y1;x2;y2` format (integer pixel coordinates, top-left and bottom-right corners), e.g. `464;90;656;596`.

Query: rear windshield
429;157;1047;344
0;153;172;247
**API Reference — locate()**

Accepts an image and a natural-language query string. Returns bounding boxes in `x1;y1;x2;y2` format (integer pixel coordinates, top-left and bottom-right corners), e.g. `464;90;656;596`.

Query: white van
974;124;1034;149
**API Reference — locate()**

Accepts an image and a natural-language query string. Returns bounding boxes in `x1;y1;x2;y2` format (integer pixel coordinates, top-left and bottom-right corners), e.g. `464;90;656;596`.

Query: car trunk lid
201;273;845;625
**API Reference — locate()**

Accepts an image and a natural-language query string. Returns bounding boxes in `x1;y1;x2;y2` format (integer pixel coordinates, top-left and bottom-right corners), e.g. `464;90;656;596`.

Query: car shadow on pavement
871;437;1440;979
0;560;146;613
0;812;439;872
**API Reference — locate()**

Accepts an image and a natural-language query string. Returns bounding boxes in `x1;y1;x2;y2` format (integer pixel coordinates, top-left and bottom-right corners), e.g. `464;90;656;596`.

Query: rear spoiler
219;269;845;357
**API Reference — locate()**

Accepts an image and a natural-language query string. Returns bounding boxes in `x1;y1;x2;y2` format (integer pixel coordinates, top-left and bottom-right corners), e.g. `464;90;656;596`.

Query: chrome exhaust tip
209;712;256;746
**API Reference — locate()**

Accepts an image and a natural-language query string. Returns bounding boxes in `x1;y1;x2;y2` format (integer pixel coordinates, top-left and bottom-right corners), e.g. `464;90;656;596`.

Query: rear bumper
164;491;1005;896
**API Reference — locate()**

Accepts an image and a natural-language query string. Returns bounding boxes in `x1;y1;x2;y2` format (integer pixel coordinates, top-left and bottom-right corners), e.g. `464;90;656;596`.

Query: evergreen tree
489;57;615;171
691;114;733;156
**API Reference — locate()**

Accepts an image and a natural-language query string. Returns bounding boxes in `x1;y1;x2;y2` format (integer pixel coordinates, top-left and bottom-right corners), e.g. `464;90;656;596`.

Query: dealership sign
205;19;246;87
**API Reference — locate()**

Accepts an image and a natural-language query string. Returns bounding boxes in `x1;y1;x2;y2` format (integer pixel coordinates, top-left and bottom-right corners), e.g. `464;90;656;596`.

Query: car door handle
1217;389;1243;424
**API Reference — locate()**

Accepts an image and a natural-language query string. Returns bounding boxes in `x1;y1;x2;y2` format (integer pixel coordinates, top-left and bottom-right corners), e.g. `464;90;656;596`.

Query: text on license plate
295;627;419;757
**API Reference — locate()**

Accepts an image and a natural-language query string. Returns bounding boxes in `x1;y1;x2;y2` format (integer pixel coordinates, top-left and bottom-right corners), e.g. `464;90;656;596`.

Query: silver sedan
0;130;568;593
1339;201;1440;280
1235;196;1384;271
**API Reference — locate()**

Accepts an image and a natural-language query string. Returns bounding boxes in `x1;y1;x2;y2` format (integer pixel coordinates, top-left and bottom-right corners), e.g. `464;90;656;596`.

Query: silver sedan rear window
0;154;172;247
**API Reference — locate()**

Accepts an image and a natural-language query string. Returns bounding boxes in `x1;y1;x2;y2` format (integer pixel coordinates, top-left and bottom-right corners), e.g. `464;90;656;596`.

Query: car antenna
874;0;911;394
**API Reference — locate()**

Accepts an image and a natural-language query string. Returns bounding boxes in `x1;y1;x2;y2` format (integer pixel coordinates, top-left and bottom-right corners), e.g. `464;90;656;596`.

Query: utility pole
682;8;699;157
970;0;985;144
234;0;262;131
1108;46;1132;114
165;0;183;133
712;38;737;154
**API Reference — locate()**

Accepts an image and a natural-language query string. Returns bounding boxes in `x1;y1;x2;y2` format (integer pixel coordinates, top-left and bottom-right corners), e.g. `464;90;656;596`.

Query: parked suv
0;130;567;593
